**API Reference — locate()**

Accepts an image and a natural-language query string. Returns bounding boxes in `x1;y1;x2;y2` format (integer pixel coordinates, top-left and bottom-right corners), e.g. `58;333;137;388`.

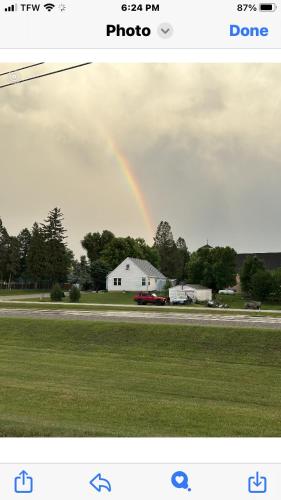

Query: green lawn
215;293;245;308
0;289;48;296
0;318;280;437
78;291;136;304
216;293;281;310
2;290;138;304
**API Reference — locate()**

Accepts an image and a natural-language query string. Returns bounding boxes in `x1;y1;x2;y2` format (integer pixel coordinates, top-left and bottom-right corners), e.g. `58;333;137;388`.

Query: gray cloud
0;63;281;256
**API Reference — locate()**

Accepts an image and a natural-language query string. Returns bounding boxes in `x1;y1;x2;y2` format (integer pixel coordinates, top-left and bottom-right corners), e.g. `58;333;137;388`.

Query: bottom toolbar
0;464;279;499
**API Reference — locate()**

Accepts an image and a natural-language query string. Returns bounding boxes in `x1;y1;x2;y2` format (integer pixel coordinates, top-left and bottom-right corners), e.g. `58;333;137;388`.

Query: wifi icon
44;3;55;11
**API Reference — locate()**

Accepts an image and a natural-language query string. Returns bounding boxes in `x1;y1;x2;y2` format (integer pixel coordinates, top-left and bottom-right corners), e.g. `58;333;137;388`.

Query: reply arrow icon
90;473;112;493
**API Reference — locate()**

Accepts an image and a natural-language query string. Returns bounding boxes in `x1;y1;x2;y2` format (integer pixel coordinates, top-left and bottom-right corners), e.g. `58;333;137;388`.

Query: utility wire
0;62;92;89
0;62;45;77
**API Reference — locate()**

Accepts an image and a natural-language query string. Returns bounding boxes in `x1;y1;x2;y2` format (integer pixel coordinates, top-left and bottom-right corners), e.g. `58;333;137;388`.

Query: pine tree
27;223;48;288
0;218;10;282
153;221;178;277
6;236;20;287
175;237;190;282
17;228;31;281
154;221;174;248
41;208;71;284
42;207;66;242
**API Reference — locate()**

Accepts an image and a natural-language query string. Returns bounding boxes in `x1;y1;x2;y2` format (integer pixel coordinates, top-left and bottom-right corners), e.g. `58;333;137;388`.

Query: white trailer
169;288;192;305
169;284;212;304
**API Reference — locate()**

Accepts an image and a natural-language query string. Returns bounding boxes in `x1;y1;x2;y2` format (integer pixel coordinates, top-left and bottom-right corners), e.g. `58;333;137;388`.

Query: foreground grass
0;318;280;437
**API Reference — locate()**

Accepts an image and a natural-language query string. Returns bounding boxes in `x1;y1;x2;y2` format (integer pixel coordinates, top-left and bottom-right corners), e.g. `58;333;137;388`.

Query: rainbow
106;135;155;241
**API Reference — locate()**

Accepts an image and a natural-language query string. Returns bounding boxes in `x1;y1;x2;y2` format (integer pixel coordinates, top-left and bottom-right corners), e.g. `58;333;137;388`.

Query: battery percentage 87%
237;3;258;10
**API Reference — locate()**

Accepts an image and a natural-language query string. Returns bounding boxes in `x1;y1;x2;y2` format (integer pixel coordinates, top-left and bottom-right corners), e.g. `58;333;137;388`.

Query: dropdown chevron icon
158;23;174;39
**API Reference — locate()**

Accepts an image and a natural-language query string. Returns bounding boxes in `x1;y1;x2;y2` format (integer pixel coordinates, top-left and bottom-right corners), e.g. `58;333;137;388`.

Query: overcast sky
1;63;281;257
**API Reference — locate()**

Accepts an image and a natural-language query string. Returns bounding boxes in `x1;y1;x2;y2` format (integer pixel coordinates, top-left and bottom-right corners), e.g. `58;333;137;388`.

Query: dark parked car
245;301;261;310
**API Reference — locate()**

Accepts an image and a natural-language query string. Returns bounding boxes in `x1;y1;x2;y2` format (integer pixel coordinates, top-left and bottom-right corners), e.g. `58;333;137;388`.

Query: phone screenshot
0;0;280;498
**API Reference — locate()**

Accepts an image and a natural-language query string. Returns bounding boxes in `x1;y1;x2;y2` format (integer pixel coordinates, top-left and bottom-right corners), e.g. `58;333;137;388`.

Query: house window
114;278;122;286
148;279;150;286
126;264;130;270
142;277;146;286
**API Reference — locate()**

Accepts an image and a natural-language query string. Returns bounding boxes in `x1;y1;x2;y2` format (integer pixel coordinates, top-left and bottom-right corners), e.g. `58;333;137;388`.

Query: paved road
1;307;281;328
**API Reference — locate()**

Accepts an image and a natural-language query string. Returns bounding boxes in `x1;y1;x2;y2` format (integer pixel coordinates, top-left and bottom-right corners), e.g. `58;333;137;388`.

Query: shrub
69;285;81;303
271;268;281;302
50;283;65;302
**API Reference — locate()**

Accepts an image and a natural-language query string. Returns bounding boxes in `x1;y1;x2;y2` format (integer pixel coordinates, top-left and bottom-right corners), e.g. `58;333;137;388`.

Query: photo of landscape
0;63;281;437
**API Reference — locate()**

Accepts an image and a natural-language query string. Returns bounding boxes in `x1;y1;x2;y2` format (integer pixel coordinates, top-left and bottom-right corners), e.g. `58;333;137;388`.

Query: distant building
106;257;169;292
198;243;213;251
236;253;281;271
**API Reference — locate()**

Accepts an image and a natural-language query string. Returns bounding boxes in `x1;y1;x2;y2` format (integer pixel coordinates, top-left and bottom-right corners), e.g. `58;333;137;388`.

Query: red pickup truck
133;292;167;306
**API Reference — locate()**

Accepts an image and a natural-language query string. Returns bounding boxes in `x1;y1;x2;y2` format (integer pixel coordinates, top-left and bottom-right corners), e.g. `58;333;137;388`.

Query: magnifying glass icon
171;471;192;491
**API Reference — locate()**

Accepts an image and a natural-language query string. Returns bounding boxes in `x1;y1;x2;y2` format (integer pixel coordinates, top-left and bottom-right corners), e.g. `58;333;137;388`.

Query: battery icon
259;3;277;10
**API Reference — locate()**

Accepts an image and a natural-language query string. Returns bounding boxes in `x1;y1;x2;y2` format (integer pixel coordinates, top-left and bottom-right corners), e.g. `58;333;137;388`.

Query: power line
0;62;45;77
0;62;92;89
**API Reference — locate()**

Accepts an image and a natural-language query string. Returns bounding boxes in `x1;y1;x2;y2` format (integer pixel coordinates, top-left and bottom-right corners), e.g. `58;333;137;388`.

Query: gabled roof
170;284;211;291
185;284;211;290
129;258;166;279
198;243;212;250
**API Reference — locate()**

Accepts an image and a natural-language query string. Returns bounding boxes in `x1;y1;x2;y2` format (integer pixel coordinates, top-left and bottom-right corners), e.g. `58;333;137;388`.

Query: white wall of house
107;258;159;292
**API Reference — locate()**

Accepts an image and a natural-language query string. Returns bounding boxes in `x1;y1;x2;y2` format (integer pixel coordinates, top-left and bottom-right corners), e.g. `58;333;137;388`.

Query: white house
169;284;212;303
106;257;167;292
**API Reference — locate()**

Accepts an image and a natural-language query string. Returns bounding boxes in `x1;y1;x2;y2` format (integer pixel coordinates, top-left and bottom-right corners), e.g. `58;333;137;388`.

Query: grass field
0;289;48;296
79;291;136;304
216;293;281;310
0;318;280;437
1;290;138;304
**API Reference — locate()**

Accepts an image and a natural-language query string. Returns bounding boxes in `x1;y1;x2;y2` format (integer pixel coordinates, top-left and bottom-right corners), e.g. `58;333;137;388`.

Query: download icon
248;472;267;494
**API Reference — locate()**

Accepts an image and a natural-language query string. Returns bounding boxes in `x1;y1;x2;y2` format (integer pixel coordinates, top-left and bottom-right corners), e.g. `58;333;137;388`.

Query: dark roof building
198;242;213;251
236;253;281;271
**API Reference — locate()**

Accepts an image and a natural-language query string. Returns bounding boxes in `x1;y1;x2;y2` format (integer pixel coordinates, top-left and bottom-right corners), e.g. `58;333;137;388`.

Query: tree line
240;255;281;302
0;208;71;288
0;208;238;291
